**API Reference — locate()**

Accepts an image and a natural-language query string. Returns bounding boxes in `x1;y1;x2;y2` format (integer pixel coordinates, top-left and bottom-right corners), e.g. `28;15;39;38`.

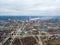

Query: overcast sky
0;0;60;16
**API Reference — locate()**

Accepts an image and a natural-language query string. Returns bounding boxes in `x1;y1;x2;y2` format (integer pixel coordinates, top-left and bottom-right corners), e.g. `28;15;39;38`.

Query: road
10;22;25;45
10;22;46;45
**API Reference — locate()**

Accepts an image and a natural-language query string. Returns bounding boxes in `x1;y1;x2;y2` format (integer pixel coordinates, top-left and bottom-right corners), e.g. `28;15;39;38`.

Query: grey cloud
0;0;60;16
